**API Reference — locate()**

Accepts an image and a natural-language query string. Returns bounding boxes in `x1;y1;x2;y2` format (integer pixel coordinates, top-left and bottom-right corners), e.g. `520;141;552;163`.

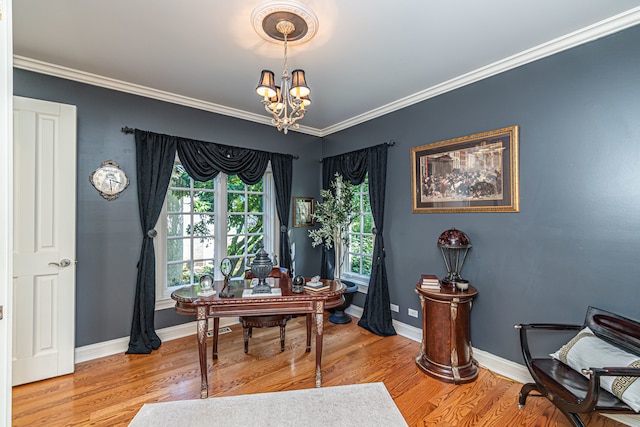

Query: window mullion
189;178;195;285
263;169;278;265
243;185;249;261
214;173;227;280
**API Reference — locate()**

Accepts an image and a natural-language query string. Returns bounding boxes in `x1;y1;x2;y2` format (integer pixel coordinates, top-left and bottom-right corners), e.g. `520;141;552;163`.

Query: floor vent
206;327;232;337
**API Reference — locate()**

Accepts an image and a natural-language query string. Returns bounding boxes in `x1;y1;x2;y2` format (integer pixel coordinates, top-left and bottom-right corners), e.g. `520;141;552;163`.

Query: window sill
340;273;369;294
155;297;176;311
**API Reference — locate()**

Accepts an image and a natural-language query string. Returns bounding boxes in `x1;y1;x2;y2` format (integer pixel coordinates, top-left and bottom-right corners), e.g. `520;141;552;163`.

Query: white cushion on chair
550;327;640;412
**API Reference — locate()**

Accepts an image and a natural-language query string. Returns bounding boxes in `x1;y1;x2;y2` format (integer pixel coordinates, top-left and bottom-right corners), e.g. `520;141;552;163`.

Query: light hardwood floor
12;314;627;426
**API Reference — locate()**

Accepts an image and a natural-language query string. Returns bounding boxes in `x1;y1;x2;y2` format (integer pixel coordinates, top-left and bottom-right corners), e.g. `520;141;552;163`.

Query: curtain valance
177;137;270;184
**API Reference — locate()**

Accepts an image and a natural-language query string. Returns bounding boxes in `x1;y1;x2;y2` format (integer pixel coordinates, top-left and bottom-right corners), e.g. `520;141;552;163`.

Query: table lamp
437;228;471;287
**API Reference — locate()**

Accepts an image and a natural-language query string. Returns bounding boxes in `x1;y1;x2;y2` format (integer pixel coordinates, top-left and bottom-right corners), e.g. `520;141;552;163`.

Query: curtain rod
319;139;396;162
121;126;299;159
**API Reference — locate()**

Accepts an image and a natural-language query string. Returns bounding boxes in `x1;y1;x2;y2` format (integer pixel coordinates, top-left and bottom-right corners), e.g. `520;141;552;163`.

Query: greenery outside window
343;174;374;286
164;164;216;293
155;160;278;309
225;174;266;278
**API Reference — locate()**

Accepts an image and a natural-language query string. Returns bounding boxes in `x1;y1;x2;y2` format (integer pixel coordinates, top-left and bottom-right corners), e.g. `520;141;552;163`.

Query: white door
12;96;77;386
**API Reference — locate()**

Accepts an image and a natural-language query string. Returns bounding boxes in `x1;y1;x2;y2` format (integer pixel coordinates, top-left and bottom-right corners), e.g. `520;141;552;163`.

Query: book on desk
304;280;330;292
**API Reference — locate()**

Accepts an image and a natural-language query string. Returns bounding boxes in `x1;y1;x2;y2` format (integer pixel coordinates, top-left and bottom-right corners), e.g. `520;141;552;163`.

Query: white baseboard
74;318;238;364
75;309;639;426
345;305;423;342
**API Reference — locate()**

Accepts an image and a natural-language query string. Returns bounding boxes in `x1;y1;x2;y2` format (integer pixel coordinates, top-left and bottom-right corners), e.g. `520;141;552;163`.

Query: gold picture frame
411;125;519;213
293;197;315;227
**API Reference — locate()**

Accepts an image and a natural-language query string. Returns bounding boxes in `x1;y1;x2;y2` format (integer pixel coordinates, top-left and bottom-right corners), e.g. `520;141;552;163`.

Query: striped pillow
550;327;640;412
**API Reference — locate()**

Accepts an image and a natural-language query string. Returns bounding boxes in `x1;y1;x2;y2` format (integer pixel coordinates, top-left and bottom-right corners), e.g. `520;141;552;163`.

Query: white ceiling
12;1;640;136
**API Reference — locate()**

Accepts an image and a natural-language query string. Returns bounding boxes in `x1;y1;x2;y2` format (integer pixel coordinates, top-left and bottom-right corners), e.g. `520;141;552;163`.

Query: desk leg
305;313;312;352
212;317;220;360
314;301;324;387
197;307;208;399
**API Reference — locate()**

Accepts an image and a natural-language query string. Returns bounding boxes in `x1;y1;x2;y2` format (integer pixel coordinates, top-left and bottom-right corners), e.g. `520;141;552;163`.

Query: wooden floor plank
12;314;629;426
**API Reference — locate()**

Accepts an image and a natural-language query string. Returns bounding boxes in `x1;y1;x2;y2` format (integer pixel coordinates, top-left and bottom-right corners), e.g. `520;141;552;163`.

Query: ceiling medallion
251;1;319;46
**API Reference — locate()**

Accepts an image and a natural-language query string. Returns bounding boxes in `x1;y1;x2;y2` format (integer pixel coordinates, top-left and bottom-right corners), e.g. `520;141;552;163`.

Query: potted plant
308;173;358;282
308;173;360;324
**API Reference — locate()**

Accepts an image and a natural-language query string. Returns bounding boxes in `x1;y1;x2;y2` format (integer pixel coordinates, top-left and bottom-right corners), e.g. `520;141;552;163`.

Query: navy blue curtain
127;130;294;353
127;130;177;354
358;145;395;335
270;154;294;274
320;143;396;336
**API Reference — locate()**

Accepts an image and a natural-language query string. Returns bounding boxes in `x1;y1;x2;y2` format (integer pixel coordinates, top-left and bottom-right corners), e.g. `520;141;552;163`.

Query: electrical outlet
390;303;399;312
408;308;419;318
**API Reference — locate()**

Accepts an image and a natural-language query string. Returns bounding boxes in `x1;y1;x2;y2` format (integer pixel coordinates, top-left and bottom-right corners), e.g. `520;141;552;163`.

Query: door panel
12;96;76;385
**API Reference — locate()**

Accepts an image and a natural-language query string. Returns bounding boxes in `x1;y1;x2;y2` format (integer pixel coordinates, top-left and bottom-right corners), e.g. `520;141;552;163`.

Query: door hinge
0;305;3;320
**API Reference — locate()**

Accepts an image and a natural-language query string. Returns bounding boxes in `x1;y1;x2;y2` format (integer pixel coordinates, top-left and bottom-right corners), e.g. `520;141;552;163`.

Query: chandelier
252;2;318;134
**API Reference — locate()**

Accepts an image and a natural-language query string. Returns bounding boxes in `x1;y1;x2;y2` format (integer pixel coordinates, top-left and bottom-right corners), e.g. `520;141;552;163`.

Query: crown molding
13;7;640;139
12;55;323;137
320;7;640;136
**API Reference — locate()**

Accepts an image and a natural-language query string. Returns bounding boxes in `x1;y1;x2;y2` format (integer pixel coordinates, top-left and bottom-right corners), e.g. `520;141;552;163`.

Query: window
225;175;266;278
155;161;277;309
344;174;374;285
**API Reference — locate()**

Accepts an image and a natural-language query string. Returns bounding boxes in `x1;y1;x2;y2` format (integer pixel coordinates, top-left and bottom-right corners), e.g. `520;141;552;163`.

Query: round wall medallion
251;1;319;46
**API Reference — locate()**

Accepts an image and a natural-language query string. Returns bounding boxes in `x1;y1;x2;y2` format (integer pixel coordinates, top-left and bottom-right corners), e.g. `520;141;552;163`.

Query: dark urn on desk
251;245;273;294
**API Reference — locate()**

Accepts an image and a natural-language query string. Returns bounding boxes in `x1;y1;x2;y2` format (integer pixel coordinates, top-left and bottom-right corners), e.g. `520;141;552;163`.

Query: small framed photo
411;125;520;213
293;197;314;227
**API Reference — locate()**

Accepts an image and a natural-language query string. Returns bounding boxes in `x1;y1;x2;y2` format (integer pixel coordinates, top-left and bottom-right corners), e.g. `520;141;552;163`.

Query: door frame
0;0;14;424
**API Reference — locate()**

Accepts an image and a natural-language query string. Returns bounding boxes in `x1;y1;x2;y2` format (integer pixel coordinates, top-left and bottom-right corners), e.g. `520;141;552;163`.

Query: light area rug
129;382;408;427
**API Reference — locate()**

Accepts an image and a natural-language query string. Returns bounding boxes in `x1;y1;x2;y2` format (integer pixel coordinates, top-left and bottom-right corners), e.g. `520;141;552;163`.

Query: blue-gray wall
13;70;323;347
323;26;640;363
14;23;640;364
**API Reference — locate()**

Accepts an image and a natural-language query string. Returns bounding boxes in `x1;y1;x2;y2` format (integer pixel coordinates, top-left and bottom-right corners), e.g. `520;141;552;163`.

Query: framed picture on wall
411;125;520;213
293;197;315;227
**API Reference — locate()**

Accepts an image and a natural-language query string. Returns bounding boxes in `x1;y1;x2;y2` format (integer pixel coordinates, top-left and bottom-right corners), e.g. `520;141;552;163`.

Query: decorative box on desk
415;280;478;384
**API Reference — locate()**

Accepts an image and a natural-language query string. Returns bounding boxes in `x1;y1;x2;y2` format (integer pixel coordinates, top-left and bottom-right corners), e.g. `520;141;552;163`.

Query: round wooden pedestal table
415;281;478;384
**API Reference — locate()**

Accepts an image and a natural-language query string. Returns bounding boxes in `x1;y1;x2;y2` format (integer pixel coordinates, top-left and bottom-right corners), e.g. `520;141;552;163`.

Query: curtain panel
270;153;294;275
127;130;177;354
127;130;294;354
320;143;396;336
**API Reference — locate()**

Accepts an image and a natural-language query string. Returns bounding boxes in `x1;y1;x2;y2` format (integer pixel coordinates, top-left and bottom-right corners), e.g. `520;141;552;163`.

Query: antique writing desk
172;278;345;398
